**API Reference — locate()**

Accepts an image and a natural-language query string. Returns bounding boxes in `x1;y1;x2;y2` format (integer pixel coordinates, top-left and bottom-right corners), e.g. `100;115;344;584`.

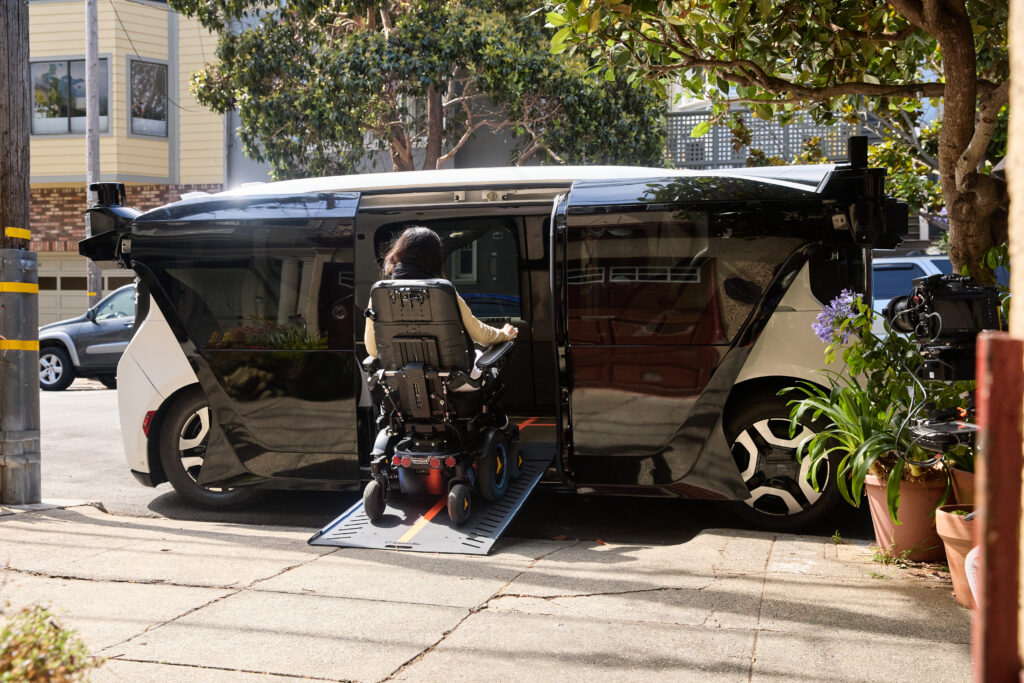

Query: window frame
126;55;169;138
449;242;478;284
30;55;111;137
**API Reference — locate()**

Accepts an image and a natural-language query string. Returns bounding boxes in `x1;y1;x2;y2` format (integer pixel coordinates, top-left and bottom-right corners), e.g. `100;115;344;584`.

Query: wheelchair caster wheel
363;479;386;522
448;483;471;526
478;430;510;501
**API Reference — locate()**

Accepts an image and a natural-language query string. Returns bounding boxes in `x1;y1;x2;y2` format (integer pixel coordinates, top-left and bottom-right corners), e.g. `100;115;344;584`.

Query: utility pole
0;0;41;504
85;0;103;302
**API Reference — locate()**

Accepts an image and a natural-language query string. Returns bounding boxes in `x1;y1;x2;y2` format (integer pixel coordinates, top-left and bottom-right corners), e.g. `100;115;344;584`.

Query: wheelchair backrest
369;279;474;374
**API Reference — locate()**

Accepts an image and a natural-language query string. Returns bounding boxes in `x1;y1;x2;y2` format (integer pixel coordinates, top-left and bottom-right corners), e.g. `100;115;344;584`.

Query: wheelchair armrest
477;339;515;369
362;356;379;373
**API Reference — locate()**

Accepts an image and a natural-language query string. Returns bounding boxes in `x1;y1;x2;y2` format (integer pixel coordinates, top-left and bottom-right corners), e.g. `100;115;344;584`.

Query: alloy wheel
39;352;64;386
176;407;227;492
731;418;827;517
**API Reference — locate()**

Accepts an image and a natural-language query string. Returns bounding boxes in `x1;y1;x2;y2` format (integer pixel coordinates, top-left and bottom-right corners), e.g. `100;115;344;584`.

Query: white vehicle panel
117;302;198;475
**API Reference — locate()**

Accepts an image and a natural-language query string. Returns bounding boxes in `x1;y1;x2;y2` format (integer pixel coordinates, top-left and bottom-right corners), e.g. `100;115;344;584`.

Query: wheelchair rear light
428;457;440;469
444;456;456;468
391;455;401;467
400;456;412;468
142;410;156;437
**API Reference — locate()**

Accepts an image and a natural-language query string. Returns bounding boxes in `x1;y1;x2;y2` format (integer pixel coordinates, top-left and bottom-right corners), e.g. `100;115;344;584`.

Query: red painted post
972;331;1023;682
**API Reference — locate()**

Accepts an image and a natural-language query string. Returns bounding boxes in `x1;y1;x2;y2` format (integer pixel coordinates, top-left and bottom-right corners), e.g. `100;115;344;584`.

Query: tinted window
566;210;803;345
375;219;521;319
94;288;134;320
150;226;354;350
931;258;954;275
873;264;925;301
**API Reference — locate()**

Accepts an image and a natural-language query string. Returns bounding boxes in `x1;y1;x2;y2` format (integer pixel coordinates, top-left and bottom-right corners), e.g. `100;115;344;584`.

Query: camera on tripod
883;273;1000;382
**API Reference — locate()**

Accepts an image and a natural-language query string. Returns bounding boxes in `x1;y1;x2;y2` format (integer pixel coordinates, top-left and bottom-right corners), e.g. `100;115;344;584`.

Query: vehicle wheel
363;479;386;521
725;389;845;532
448;483;472;526
477;430;510;501
508;443;523;480
98;375;117;390
158;390;262;510
39;347;75;391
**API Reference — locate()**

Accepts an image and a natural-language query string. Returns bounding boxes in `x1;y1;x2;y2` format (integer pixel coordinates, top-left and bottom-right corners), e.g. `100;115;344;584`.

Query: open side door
128;192;364;488
552;175;828;498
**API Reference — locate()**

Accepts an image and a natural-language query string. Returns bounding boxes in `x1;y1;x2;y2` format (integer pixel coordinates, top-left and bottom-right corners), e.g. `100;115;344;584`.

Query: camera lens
884;295;916;333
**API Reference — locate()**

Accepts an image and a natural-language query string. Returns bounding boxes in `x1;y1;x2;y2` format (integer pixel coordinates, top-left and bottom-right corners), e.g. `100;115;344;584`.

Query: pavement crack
381;542;576;681
747;535;776;683
107;656;343;681
494;585;686;601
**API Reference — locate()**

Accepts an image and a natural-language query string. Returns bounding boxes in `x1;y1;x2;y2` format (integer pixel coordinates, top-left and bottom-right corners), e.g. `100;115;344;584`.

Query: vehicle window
566;210;803;345
932;258;954;275
93;288;134;320
150;226;354;351
375;218;521;319
872;265;916;301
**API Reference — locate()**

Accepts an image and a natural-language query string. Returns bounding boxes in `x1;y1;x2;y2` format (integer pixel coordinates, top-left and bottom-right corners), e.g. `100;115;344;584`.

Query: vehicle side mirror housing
86;308;97;322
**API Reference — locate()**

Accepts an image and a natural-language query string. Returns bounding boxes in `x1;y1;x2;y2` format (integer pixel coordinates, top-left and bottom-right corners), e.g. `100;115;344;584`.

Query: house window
31;59;109;135
130;59;168;136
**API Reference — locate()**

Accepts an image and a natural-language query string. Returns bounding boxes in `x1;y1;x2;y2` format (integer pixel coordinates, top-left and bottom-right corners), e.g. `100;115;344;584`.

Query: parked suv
39;284;135;391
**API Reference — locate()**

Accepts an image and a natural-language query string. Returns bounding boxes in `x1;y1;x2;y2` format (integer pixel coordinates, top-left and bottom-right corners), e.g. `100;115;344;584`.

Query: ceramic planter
864;474;947;562
936;504;976;608
950;467;975;505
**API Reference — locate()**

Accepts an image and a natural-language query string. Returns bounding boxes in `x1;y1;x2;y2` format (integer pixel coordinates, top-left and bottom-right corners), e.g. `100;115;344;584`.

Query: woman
364;226;518;358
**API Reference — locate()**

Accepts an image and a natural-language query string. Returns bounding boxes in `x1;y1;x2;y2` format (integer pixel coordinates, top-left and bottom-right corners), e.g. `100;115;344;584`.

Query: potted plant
935;504;976;607
786;291;971;561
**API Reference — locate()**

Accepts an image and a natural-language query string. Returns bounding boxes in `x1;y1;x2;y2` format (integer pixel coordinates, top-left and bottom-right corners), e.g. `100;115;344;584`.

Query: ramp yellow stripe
395;497;448;544
0;282;38;294
4;227;30;240
0;340;39;351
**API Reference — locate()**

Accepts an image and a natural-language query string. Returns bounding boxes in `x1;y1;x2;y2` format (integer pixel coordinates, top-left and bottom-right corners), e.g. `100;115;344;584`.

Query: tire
98;375;117;390
448;483;472;526
477;430;510;501
725;389;845;532
39;346;75;391
158;390;262;510
363;479;386;521
508;443;523;480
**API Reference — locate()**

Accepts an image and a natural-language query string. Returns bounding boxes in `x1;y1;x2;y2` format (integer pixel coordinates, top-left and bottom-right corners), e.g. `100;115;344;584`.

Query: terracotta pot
950;467;975;505
865;474;947;562
936;504;976;608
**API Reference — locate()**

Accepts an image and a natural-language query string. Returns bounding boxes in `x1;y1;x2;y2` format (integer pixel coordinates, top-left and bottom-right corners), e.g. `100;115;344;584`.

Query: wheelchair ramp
308;445;553;556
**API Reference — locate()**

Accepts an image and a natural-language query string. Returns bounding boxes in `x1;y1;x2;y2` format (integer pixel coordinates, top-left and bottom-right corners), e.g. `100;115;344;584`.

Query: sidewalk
0;503;969;682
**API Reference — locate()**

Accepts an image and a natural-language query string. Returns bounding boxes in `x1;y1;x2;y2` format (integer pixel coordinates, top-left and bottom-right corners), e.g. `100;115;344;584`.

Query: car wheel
98;375;117;390
39;347;75;391
725;389;845;532
158;390;262;509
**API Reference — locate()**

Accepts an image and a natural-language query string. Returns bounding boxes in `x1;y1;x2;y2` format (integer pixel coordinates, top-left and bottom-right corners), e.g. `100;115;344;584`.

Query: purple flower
812;289;858;343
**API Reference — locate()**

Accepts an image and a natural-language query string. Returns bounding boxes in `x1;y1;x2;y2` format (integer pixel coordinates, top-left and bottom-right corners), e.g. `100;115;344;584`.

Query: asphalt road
39;380;873;544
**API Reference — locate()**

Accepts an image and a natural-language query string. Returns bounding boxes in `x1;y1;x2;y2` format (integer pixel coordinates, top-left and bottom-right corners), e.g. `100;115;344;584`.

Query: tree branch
956;79;1008;189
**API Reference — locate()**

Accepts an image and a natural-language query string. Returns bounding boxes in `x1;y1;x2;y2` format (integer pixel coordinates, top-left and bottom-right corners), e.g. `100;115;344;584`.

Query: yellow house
29;0;225;323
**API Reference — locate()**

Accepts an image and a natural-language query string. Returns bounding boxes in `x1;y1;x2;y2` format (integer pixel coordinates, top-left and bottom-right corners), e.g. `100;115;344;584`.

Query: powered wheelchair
361;279;521;526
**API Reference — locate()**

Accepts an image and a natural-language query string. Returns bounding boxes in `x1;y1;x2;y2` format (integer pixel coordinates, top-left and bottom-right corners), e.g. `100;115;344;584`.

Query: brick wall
30;183;223;252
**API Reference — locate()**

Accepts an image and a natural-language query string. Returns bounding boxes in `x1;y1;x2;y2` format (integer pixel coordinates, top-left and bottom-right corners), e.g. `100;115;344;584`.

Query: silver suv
38;284;135;391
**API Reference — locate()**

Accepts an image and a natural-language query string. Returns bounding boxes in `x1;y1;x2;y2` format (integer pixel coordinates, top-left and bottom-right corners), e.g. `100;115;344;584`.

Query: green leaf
546;12;567;27
690;120;712;138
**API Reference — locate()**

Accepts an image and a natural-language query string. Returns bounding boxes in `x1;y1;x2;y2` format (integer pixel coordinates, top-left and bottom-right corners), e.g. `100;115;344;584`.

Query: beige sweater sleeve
363;295;511;358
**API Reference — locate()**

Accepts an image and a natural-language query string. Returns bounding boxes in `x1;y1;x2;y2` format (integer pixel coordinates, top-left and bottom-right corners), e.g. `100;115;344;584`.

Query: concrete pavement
0;502;969;682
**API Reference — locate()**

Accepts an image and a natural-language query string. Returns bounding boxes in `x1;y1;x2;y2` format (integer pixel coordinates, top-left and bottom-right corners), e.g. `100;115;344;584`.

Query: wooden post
973;332;1023;681
0;0;41;504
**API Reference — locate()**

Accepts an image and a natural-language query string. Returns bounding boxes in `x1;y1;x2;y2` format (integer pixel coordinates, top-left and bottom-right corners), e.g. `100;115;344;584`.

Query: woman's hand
501;323;519;339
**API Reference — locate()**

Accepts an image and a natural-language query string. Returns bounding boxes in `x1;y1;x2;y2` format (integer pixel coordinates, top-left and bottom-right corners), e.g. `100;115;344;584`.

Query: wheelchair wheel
477;430;511;501
363;479;386;522
448;483;472;526
508;444;523;480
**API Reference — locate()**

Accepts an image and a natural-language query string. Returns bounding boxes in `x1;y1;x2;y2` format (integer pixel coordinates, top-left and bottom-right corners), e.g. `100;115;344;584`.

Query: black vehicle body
81;153;905;505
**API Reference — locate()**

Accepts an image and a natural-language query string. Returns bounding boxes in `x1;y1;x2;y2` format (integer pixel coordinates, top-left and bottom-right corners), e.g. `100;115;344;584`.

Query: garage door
37;252;135;325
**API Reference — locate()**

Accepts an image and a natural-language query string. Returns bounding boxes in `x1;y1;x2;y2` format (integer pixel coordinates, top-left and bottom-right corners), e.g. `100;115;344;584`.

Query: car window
93;288;134;320
931;258;953;275
873;265;919;301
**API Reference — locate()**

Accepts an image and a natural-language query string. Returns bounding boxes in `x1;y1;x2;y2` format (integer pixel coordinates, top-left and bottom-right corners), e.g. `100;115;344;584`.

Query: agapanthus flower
812;289;858;343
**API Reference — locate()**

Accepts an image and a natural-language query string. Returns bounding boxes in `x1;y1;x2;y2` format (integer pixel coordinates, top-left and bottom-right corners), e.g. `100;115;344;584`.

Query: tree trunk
424;85;443;170
0;0;30;245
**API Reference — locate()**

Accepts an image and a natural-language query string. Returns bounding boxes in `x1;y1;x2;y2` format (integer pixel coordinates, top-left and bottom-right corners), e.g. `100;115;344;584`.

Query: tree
170;0;666;179
549;0;1008;278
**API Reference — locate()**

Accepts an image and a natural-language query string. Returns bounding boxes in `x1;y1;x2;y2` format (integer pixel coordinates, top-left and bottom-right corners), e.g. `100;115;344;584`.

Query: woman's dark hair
382;226;444;278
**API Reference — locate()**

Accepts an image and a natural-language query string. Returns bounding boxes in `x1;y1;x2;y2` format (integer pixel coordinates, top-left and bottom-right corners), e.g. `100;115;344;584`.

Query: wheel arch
39;332;82;367
145;383;204;487
724;375;828;433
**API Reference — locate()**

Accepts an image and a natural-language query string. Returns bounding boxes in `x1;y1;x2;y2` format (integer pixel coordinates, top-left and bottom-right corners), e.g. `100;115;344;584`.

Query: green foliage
868;136;943;216
170;0;666;178
785;294;967;522
0;604;99;682
831;530;842;545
